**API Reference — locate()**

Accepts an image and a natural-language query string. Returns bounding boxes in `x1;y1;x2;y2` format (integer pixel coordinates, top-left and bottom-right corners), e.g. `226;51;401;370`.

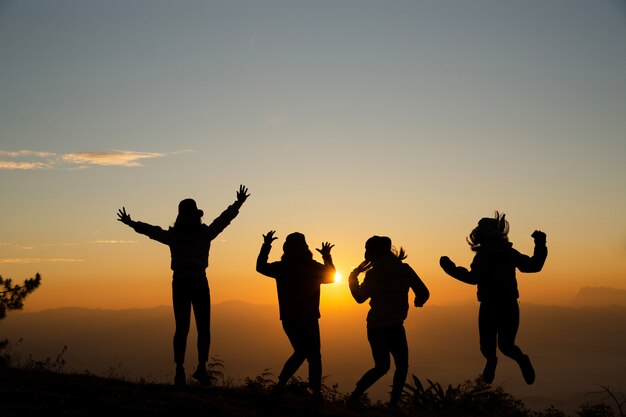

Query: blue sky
1;0;625;309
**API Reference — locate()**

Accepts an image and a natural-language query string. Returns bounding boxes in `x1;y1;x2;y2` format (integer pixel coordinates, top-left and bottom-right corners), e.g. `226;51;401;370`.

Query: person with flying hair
439;211;547;385
347;236;429;412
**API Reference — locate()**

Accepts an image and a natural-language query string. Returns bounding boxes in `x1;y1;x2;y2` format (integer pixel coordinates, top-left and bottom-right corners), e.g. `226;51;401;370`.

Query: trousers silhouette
172;272;211;364
479;300;524;361
353;324;408;405
278;319;322;392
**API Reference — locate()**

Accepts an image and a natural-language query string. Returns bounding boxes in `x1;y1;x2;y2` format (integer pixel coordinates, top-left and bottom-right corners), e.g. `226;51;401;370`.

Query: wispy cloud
0;258;84;264
0;148;180;170
93;240;138;244
62;151;165;167
0;161;51;170
0;150;55;158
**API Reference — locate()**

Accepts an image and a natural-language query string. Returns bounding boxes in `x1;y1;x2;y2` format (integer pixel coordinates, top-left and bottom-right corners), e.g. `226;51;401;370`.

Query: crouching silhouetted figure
256;231;335;406
439;211;547;385
117;185;249;386
347;236;429;412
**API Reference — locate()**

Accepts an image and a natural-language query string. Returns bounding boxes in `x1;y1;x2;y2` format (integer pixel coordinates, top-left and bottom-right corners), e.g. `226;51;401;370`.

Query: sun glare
334;271;342;283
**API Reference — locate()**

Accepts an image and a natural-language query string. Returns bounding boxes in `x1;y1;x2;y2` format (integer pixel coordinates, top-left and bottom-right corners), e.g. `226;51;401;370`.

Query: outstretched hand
263;230;278;245
117;207;133;225
316;242;335;257
439;256;456;273
237;185;250;204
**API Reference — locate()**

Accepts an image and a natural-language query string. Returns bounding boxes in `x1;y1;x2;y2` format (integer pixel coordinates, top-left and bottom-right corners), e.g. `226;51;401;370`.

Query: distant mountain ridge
3;301;625;414
571;286;626;307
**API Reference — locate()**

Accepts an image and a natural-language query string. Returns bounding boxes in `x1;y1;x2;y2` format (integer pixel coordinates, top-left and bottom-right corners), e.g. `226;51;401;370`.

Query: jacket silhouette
348;236;429;411
440;211;547;385
256;231;335;405
117;185;249;386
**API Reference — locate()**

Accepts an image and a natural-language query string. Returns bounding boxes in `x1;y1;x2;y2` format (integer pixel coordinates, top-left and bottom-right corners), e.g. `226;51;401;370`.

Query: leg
351;326;391;400
497;302;535;384
303;320;322;396
478;302;498;383
497;301;523;360
388;325;409;407
172;279;192;385
191;276;211;384
192;277;211;364
172;279;192;365
277;321;308;386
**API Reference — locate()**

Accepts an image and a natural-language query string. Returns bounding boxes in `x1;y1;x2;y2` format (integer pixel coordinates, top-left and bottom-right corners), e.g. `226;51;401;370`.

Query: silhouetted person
117;185;249;386
347;236;429;412
439;211;547;385
256;231;335;405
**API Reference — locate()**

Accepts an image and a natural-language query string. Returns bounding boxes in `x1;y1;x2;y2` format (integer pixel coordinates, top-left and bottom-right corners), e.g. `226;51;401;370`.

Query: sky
1;0;625;312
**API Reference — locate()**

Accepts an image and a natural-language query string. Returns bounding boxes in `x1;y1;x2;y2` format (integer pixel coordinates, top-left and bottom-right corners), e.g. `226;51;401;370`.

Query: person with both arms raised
117;185;249;386
256;230;335;406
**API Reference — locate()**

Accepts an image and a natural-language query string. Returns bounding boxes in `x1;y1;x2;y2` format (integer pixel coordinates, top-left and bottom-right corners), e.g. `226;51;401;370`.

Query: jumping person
439;211;547;385
256;231;335;405
117;185;249;386
347;236;429;412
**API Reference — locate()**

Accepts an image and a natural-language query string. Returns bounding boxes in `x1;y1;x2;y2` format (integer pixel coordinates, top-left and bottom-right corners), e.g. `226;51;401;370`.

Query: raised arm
516;230;548;273
439;256;478;285
256;230;280;278
116;207;169;244
316;242;336;284
348;260;372;304
206;185;250;239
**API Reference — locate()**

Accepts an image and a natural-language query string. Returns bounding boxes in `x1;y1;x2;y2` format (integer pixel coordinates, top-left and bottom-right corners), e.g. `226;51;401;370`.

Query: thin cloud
0;148;179;170
0;150;55;158
93;240;138;244
0;258;84;264
62;151;165;167
0;161;51;170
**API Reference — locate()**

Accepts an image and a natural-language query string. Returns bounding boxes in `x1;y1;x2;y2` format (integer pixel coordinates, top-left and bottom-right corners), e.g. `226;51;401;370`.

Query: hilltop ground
0;366;390;417
2;365;624;417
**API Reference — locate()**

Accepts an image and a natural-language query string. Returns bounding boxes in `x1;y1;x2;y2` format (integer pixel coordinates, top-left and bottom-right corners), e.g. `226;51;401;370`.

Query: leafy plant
242;368;276;392
24;345;68;373
577;402;616;417
403;375;530;416
206;356;225;386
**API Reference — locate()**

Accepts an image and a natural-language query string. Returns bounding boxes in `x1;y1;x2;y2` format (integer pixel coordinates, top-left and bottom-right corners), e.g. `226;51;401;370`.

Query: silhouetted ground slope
0;367;394;417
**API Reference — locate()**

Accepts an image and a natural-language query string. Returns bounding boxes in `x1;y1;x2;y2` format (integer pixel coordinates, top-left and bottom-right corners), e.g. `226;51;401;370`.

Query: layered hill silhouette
3;300;626;413
571;286;626;307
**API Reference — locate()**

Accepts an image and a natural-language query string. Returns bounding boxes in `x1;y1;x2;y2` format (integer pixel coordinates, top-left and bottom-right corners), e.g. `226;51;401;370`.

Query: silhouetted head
178;199;203;219
364;236;393;261
467;211;509;251
174;198;203;232
282;232;313;261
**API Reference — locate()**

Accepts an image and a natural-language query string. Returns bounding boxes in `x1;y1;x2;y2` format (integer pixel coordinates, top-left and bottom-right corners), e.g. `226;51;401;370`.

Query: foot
482;357;498;384
174;367;186;387
312;391;324;406
518;355;535;385
346;394;364;411
192;366;211;386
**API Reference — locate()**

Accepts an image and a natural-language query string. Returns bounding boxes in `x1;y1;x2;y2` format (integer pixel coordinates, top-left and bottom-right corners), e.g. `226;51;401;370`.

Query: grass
0;344;623;417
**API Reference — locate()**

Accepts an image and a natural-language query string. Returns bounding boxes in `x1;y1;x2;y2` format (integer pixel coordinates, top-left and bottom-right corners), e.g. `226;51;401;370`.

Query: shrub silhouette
403;375;530;416
0;272;41;320
0;272;42;367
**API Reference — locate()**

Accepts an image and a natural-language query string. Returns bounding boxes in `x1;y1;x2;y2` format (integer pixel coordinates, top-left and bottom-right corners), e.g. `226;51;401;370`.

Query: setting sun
334;271;342;283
